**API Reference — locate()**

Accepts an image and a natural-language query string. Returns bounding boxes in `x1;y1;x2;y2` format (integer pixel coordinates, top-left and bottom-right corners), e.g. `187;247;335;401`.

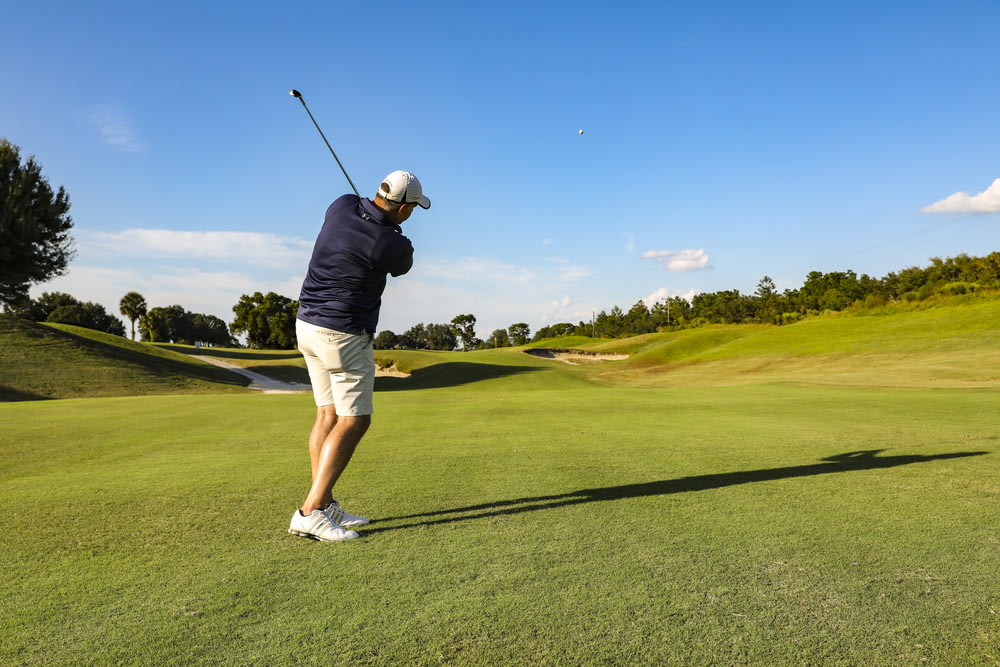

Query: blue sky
4;1;1000;339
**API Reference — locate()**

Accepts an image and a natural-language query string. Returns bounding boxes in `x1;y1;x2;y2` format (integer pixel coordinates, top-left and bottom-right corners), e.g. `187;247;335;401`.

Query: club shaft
295;97;361;198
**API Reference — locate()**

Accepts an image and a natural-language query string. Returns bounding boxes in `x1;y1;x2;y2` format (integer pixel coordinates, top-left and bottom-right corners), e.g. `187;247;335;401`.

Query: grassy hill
519;292;1000;389
3;292;1000;401
0;318;251;401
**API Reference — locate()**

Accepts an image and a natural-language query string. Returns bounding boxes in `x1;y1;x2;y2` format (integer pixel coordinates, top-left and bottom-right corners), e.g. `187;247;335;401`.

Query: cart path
198;356;312;393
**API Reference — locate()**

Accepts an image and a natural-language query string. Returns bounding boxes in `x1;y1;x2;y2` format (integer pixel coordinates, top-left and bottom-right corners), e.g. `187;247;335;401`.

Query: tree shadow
375;362;543;391
0;385;52;402
366;449;989;534
54;330;249;387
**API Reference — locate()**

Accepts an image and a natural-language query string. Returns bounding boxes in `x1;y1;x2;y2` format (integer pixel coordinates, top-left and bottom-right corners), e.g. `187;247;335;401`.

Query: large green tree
754;276;779;324
374;330;400;349
486;328;510;348
425;323;458;351
136;304;230;345
191;313;233;347
450;314;478;351
7;291;124;336
230;292;298;349
399;323;428;349
119;291;147;341
650;297;691;329
507;322;530;346
141;305;193;344
0;140;75;307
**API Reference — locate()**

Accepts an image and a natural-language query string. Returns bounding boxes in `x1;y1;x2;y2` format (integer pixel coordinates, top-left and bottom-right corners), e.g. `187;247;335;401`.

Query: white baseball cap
378;170;431;209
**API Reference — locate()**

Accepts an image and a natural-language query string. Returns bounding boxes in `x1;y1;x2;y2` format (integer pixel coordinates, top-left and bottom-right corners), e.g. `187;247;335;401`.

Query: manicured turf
2;297;999;663
2;381;997;664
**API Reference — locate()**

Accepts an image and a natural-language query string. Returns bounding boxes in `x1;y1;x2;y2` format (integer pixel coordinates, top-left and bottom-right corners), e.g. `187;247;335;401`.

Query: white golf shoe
323;499;369;528
288;507;359;542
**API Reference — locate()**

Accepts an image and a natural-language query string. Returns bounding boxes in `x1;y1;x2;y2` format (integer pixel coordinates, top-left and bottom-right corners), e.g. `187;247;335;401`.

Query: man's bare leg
308;406;338;482
300;411;371;514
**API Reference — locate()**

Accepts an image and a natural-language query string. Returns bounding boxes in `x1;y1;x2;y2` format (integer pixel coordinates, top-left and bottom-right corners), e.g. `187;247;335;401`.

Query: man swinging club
288;170;430;541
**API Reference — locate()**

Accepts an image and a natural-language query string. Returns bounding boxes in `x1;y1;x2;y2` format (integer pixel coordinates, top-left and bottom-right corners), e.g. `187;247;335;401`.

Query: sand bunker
524;348;628;364
375;361;410;377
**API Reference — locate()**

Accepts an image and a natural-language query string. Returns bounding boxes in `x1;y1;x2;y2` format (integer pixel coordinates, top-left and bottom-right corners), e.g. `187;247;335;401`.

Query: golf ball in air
578;129;584;134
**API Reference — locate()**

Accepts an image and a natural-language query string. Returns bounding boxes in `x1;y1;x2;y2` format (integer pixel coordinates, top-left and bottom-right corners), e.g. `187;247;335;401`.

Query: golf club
289;89;361;198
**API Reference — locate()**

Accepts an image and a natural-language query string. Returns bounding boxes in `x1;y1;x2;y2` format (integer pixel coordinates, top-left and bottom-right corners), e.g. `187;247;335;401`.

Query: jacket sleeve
374;233;414;277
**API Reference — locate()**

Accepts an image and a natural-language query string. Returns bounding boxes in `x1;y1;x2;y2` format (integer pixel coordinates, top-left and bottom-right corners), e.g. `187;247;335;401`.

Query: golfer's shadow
375;362;541;391
366;449;988;534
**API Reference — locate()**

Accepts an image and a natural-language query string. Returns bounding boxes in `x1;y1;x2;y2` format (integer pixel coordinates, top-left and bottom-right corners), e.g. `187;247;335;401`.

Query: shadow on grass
49;329;250;387
375;363;543;391
367;449;989;534
0;385;52;402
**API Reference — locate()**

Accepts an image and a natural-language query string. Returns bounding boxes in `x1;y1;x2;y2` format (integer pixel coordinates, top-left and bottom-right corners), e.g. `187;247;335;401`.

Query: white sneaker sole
288;528;359;542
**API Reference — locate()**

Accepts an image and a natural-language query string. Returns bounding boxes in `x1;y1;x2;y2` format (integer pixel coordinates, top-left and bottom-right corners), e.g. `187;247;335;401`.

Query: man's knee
339;414;372;434
315;405;338;427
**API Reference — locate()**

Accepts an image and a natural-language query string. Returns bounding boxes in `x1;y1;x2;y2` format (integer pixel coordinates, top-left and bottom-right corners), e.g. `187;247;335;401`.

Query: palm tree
119;291;147;341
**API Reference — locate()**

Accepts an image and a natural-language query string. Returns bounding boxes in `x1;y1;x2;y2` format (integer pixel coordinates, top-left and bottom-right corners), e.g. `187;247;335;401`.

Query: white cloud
379;255;595;335
551;296;572;310
85;228;312;269
86;104;148;153
641;287;700;308
921;178;1000;214
641;248;710;272
31;263;301;325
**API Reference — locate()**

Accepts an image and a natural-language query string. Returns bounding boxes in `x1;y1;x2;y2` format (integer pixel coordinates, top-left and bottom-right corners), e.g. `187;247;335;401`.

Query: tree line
8;254;1000;351
534;252;1000;340
375;316;531;351
4;138;999;351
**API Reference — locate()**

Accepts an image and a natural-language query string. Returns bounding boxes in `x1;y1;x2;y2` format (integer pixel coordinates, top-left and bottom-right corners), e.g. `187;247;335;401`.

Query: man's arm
374;233;414;277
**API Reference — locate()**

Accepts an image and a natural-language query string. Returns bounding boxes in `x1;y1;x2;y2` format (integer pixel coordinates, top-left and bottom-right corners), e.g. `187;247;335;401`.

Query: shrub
938;282;978;296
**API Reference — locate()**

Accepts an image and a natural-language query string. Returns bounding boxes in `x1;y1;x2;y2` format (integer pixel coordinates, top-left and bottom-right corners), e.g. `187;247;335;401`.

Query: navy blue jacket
297;195;413;334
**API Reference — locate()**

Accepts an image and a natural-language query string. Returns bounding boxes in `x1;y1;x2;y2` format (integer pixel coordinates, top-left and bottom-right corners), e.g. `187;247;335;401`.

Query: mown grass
2;296;999;663
1;381;997;665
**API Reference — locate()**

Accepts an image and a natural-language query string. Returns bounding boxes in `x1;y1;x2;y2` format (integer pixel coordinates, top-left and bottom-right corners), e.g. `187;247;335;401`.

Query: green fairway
2;379;997;664
2;299;999;663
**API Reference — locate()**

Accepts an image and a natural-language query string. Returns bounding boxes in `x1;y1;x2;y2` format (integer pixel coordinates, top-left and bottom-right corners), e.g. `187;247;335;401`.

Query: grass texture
2;383;998;664
0;318;250;400
2;296;999;664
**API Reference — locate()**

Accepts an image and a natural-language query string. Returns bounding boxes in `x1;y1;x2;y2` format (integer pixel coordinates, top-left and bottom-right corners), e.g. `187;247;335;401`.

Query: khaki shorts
296;319;375;415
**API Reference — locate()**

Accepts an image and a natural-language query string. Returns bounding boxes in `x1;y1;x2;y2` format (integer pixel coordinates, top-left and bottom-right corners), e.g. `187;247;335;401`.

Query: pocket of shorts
320;329;351;344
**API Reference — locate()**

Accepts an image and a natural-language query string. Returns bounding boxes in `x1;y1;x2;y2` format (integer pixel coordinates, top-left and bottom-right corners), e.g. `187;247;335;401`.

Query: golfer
288;170;430;541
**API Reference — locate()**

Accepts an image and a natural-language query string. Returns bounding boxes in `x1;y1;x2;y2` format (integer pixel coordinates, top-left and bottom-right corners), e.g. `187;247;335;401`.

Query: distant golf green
1;297;998;664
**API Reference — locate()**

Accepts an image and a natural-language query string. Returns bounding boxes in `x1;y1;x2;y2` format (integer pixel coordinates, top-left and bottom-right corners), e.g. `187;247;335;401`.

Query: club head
289;89;302;98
